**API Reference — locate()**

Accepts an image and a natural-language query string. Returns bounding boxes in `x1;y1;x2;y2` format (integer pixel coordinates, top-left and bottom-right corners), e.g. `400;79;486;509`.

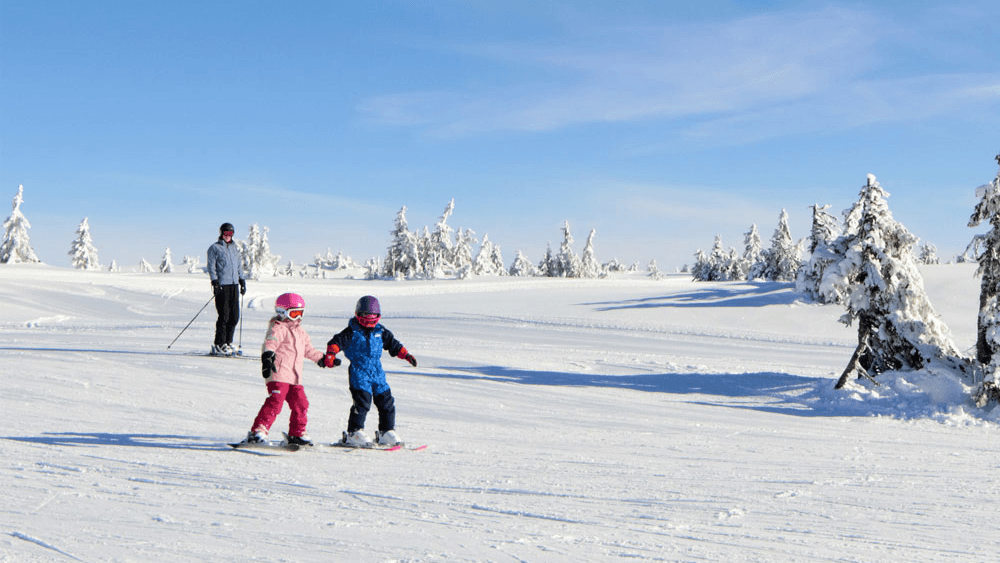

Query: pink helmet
275;293;305;321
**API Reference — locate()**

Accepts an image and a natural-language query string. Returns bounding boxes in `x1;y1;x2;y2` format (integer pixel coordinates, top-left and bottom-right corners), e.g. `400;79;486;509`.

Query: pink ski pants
251;381;309;437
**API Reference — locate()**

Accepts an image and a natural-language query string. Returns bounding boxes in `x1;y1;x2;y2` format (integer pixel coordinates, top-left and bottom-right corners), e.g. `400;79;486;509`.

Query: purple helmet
355;295;380;316
355;295;381;327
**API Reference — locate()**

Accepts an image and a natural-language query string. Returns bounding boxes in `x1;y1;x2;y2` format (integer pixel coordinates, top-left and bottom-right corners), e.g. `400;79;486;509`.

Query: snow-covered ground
2;263;999;562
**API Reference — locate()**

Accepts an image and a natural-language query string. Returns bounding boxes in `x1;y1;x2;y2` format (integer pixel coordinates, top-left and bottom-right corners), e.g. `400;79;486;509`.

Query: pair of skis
229;434;426;453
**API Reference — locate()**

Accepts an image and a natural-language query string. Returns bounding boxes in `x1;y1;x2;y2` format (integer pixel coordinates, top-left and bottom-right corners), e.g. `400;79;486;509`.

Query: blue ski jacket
327;317;405;395
206;239;245;285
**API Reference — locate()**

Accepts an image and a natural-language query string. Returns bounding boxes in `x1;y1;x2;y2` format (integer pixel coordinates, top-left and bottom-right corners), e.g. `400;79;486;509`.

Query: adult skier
206;222;246;356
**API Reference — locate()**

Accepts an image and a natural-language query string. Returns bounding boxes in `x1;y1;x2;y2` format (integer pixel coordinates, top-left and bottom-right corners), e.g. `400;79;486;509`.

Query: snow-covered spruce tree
471;234;506;276
917;242;939;265
1;185;41;264
364;256;382;280
139;258;154;273
538;243;557;277
796;204;842;301
509;249;539;276
828;174;967;389
181;255;201;274
966;154;1000;405
647;259;663;280
450;227;477;278
555;221;580;277
314;249;356;271
692;235;741;281
424;199;457;277
742;224;764;280
242;224;280;280
68;217;100;270
108;260;119;273
690;249;710;281
756;209;800;281
383;206;421;279
578;229;603;278
159;247;174;273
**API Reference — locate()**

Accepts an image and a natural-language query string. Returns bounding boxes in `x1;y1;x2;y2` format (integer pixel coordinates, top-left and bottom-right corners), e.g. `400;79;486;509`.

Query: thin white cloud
358;4;999;146
358;6;884;138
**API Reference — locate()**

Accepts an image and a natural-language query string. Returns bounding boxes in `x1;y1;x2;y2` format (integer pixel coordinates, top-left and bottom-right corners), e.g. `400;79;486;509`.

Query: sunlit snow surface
3;263;998;562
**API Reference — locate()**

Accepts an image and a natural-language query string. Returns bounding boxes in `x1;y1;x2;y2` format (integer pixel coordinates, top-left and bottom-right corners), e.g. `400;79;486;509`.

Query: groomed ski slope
2;263;999;562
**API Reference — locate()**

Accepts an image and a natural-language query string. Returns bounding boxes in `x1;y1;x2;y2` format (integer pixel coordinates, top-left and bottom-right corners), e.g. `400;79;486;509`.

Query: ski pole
167;294;215;350
237;291;244;356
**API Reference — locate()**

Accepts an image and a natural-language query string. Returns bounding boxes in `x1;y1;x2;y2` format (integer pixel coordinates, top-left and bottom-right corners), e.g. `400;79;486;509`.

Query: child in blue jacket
321;295;417;447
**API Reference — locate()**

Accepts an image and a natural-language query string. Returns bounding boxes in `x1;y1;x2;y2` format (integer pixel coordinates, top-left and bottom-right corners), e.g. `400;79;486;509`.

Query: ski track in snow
2;264;999;562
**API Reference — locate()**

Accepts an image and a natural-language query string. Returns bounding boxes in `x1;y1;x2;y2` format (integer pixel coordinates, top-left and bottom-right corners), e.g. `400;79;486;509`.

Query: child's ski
229;441;300;452
328;441;426;452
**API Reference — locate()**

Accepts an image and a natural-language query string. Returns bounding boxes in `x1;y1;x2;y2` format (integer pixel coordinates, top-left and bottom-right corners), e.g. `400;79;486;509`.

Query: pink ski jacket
261;317;325;385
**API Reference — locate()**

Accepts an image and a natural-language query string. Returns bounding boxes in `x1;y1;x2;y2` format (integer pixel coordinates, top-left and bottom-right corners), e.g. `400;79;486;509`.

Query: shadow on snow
584;282;800;311
2;432;226;451
431;365;836;417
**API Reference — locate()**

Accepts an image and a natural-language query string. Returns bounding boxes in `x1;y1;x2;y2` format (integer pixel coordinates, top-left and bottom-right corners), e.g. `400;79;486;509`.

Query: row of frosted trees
1;188;624;280
375;199;616;280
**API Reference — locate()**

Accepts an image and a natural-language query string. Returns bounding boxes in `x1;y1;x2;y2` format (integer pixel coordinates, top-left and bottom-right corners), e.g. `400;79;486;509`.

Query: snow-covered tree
917;242;939;265
181;255;201;274
647;259;663;280
314;249;356;271
471;234;506;276
364;256;383;280
242;224;280;280
796;204;842;301
538;243;558;277
425;199;457;277
509;250;539;276
138;258;154;273
159;247;174;273
383;206;421;278
1;185;41;264
742;224;764;279
68;217;100;270
555;221;580;278
451;227;477;278
826;174;967;389
108;260;120;273
690;249;710;281
967;154;1000;405
756;209;800;282
578;229;603;278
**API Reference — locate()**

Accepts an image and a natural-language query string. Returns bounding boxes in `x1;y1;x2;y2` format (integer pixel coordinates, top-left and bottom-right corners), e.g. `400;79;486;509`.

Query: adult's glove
399;347;417;367
239;279;246;295
261;351;276;379
211;280;220;294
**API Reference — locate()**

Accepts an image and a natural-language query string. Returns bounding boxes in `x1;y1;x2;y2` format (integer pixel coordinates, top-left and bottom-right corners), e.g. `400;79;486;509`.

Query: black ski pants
347;387;395;433
213;284;240;346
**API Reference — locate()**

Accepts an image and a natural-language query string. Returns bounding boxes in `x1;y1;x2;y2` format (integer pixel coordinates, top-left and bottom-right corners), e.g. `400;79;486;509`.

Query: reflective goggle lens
223;231;234;236
288;308;304;319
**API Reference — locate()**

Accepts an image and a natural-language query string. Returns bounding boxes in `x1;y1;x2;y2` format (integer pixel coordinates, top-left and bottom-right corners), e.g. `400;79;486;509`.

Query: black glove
402;353;417;367
239;279;246;295
261;351;276;379
211;280;220;294
317;356;342;368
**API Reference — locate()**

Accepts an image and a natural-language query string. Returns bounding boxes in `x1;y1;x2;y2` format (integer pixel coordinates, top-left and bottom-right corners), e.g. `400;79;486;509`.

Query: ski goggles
287;308;304;319
222;231;234;237
356;313;380;327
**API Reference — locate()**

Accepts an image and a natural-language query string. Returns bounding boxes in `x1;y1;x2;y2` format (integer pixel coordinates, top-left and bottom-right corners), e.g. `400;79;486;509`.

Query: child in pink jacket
244;293;335;446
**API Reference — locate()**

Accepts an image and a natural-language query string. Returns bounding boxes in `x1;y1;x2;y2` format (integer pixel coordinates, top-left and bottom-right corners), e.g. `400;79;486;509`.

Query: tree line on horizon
7;155;1000;406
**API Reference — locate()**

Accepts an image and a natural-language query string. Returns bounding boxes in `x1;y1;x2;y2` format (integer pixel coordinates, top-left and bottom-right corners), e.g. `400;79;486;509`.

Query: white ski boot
342;430;372;447
375;430;401;447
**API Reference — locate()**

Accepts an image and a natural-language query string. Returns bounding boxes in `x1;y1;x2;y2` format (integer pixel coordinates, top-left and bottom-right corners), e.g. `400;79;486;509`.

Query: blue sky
2;0;998;271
